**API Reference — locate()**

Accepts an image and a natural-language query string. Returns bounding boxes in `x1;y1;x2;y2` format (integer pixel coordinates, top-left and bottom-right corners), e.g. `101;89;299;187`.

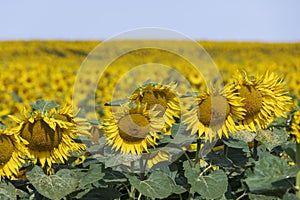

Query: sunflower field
1;40;300;200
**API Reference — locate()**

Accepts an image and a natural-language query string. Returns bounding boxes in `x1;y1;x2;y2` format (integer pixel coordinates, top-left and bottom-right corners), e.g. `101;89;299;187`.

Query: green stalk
129;185;136;200
296;142;300;197
223;142;228;158
252;139;258;161
194;138;201;167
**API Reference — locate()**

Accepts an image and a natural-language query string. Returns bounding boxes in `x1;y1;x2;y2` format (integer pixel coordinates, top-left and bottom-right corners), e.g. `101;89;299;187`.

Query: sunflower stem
139;158;146;181
253;139;258;161
183;151;193;168
296;142;300;197
223;142;228;158
188;188;195;199
194;138;201;167
129;185;136;199
137;192;142;200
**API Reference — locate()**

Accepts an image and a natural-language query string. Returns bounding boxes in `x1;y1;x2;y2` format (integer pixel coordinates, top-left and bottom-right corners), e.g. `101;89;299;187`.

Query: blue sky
0;0;299;41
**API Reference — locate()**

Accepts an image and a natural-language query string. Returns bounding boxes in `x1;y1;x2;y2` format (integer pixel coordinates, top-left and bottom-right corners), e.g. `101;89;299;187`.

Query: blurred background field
1;40;299;124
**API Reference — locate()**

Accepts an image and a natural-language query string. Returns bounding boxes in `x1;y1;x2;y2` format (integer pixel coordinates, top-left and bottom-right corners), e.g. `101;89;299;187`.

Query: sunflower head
10;100;86;169
197;94;230;126
238;85;263;117
0;134;14;166
0;129;26;180
129;81;180;135
103;103;163;155
184;85;245;141
20;119;62;151
234;71;292;132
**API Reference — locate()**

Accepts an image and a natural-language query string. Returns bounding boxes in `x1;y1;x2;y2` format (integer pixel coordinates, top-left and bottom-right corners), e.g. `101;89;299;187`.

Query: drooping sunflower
103;103;164;155
233;71;292;132
0;129;27;180
129;82;180;135
10;102;86;169
183;84;245;141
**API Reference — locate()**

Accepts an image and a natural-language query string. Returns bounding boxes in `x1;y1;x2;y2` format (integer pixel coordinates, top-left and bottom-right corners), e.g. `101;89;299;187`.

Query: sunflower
103;103;164;155
129;82;180;135
183;85;245;141
233;71;292;132
291;111;300;143
10;103;86;169
0;129;27;180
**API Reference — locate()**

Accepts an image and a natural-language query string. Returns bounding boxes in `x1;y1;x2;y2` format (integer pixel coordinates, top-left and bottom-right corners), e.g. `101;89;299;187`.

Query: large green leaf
230;130;256;143
183;161;228;199
159;164;187;194
0;181;29;200
248;193;280;200
77;163;105;188
255;128;288;151
81;188;120;200
282;192;300;200
26;166;78;200
0;181;17;200
127;171;174;199
267;116;288;128
102;169;127;183
104;152;140;168
223;138;249;152
245;148;298;191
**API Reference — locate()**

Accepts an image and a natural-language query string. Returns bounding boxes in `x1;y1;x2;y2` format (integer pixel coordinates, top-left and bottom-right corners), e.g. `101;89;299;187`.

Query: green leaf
30;99;60;113
77;163;105;188
26;166;78;200
15;189;29;200
159;164;187;194
282;142;296;162
223;136;250;153
226;147;249;167
248;193;280;200
104;153;140;168
127;171;174;199
245;148;298;191
267;117;288;128
282;192;300;200
172;185;187;194
183;161;228;199
230;130;256;143
170;128;196;146
81;188;120;200
255;128;288;151
206;152;233;167
0;181;17;200
102;169;127;183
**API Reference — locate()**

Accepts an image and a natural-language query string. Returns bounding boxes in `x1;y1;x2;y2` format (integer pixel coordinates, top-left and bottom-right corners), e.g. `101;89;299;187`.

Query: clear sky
0;0;299;41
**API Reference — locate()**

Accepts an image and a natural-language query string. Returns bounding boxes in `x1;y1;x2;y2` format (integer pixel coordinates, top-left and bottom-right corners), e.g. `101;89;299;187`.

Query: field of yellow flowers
0;40;300;199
